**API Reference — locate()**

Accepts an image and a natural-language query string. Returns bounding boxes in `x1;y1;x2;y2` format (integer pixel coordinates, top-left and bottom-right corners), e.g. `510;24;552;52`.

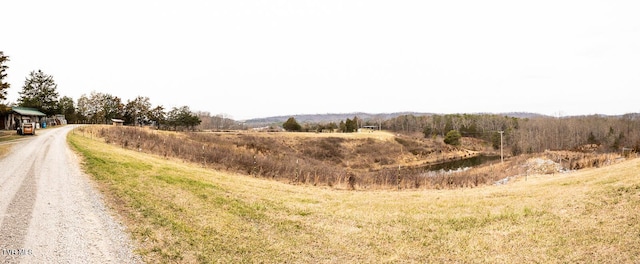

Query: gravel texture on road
0;126;141;263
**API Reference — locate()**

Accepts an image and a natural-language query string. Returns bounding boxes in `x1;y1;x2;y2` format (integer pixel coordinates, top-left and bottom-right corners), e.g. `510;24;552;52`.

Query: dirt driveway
0;126;140;263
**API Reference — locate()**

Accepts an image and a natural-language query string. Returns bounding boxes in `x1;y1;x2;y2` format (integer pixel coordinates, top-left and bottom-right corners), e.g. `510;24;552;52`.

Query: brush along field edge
67;130;640;263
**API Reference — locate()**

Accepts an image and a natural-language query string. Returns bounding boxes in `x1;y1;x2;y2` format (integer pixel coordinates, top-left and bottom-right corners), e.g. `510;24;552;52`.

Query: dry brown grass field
83;126;621;190
240;130;398;140
68;126;640;263
85;126;507;189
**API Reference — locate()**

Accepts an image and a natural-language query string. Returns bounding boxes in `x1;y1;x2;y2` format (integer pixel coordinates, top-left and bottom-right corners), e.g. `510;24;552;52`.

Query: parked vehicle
17;118;36;135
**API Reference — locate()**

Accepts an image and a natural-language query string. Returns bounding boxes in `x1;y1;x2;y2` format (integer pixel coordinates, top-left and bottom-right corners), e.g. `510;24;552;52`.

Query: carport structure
0;107;46;130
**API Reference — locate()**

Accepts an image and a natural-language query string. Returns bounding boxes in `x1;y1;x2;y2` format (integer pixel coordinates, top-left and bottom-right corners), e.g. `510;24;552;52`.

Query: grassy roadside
0;135;21;143
0;131;19;158
68;130;640;263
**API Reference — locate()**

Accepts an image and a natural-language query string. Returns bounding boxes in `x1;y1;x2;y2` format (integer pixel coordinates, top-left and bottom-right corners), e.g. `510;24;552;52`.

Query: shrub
283;117;301;132
444;130;461;146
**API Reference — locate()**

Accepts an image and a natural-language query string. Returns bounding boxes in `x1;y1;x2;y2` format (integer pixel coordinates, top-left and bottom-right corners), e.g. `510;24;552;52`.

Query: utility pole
499;131;504;163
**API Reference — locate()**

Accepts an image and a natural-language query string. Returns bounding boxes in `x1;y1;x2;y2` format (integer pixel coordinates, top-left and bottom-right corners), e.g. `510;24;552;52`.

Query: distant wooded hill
243;112;548;127
240;112;640;155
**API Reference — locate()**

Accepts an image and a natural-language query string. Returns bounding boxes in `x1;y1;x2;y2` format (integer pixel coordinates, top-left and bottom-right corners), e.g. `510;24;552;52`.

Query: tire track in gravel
0;158;38;254
0;134;50;263
0;160;36;256
0;139;49;255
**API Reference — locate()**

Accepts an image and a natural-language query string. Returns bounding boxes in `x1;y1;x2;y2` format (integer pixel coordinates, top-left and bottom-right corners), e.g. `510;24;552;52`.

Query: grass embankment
0;135;21;143
68;130;640;263
90;126;504;189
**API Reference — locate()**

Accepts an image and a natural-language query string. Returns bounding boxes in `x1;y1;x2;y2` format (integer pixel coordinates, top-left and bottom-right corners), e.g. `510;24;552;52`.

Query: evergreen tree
124;96;151;126
491;132;501;150
423;125;434;138
149;105;166;129
326;122;338;131
100;94;124;124
283;117;301;132
587;131;598;145
344;118;358;132
57;96;77;123
444;130;462;146
18;69;59;115
167;106;200;130
0;51;9;102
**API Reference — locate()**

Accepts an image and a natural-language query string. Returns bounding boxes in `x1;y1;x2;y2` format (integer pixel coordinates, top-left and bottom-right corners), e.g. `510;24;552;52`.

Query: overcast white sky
3;0;640;120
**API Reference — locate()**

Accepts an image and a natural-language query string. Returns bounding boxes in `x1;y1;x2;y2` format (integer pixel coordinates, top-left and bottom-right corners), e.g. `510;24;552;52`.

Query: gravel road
0;126;141;263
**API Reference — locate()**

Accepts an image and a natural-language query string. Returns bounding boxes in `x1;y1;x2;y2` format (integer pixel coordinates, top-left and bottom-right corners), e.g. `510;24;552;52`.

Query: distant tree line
282;116;363;133
293;113;640;154
374;113;640;154
0;56;69;118
195;112;245;131
2;66;81;122
76;92;200;130
0;51;201;130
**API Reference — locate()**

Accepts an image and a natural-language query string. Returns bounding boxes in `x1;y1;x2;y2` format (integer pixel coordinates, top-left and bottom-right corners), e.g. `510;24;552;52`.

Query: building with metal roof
1;107;47;130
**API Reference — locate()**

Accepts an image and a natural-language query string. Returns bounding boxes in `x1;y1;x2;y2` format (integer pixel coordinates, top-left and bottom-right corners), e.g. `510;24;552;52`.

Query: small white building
112;119;125;126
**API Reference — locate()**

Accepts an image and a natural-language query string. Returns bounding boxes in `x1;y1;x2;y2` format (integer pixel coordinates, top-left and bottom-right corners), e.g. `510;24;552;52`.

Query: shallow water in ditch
426;155;500;171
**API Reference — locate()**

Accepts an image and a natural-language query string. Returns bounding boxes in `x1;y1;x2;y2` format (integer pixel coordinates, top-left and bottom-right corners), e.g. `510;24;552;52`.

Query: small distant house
112;119;124;126
1;107;46;130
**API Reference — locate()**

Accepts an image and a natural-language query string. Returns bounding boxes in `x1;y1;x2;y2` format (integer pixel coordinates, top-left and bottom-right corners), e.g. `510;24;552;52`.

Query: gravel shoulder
0;126;141;263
